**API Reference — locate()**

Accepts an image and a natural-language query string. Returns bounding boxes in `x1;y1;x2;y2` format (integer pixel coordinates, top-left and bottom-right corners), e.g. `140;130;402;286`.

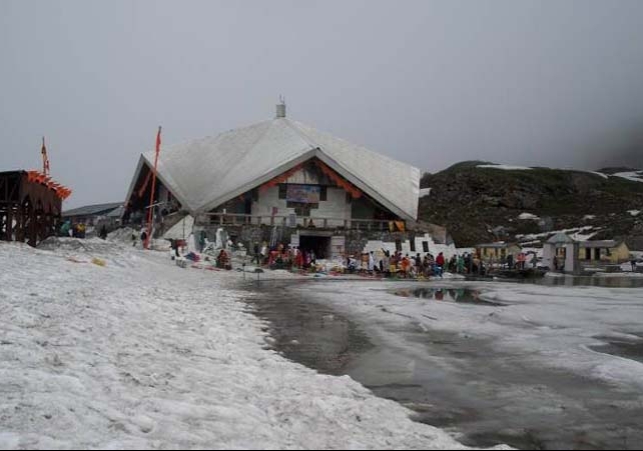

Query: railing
197;213;398;231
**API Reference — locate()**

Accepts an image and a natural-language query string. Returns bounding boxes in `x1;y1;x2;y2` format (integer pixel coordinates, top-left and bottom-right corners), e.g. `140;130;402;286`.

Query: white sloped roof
135;117;420;220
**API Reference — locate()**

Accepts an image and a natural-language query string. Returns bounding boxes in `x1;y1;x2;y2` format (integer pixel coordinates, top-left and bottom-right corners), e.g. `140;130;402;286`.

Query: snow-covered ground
0;239;486;450
286;281;643;393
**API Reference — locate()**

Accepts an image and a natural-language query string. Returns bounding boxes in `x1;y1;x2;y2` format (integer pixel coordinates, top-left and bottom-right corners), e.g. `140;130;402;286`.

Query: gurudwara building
124;103;449;258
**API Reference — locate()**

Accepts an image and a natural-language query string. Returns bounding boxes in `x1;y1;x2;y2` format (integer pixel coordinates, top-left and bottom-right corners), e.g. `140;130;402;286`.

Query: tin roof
63;202;123;218
580;240;621;248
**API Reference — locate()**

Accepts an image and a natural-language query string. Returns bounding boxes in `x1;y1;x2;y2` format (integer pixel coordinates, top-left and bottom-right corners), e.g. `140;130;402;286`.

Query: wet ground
591;332;643;364
243;280;643;450
393;287;506;306
247;282;373;373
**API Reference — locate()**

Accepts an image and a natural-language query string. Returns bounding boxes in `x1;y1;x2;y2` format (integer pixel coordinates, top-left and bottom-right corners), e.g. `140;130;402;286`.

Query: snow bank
518;213;539;220
0;241;473;450
628;210;641;217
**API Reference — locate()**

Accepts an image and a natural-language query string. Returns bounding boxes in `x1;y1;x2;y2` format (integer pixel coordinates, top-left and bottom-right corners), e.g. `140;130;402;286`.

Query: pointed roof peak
276;96;287;118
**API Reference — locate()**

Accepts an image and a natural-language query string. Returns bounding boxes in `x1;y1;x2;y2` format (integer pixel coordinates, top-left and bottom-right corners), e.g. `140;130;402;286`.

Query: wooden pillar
6;204;13;241
0;207;5;241
27;205;37;247
16;205;24;243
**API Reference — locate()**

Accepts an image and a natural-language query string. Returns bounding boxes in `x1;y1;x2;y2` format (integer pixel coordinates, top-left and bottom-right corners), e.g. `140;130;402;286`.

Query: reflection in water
394;288;505;306
246;286;373;374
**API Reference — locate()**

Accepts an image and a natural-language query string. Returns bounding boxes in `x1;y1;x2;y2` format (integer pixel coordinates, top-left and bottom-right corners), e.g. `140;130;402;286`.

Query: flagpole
42;136;50;176
145;126;162;249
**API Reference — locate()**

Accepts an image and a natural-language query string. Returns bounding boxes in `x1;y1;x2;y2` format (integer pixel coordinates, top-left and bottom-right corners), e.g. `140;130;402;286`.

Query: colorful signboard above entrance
287;184;320;204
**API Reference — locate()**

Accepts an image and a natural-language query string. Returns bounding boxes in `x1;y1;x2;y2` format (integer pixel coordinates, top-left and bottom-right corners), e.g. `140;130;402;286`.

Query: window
395;239;402;252
422;241;429;253
410;239;416;253
320;186;327;202
278;185;287;199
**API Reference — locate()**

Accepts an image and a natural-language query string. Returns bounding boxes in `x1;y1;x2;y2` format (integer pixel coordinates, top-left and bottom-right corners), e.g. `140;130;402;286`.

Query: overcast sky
2;0;643;209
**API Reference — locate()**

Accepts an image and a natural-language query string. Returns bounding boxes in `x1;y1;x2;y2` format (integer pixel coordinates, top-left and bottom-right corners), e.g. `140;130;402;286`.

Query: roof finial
276;95;286;118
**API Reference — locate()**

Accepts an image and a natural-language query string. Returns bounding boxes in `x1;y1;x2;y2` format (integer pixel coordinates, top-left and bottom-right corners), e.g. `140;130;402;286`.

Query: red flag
145;126;162;249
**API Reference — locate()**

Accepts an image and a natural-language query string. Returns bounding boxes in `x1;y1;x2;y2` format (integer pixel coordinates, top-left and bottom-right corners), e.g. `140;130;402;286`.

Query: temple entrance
299;234;331;259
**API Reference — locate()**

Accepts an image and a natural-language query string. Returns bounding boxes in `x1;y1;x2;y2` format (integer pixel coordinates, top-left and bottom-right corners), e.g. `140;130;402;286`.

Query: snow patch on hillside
477;164;533;171
612;171;643;183
518;213;540;220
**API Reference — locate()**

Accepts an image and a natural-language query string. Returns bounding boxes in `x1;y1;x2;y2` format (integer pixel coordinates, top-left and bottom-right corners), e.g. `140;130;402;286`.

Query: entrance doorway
299;235;331;259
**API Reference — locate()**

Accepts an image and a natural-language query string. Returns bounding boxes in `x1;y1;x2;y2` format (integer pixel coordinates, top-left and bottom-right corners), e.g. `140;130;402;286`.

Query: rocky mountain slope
419;162;643;249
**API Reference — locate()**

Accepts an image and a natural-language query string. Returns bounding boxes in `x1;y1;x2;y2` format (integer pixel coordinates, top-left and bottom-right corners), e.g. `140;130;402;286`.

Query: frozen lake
247;279;643;450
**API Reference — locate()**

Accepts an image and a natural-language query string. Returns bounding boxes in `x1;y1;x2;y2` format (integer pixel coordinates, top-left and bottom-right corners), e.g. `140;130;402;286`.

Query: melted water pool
393;287;505;306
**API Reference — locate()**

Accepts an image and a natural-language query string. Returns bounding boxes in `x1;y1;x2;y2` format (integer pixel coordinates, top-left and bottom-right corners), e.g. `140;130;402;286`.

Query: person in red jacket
436;252;445;270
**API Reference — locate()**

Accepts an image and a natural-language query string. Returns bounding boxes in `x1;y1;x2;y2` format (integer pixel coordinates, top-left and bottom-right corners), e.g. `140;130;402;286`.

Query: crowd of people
351;250;487;278
59;220;88;239
245;241;492;278
58;220;111;240
252;242;318;270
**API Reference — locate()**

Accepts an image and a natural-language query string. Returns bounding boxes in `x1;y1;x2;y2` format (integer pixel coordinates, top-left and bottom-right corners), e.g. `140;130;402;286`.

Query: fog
1;0;642;208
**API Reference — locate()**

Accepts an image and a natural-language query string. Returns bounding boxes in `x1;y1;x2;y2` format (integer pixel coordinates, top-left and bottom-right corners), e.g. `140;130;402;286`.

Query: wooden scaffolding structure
0;171;65;247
